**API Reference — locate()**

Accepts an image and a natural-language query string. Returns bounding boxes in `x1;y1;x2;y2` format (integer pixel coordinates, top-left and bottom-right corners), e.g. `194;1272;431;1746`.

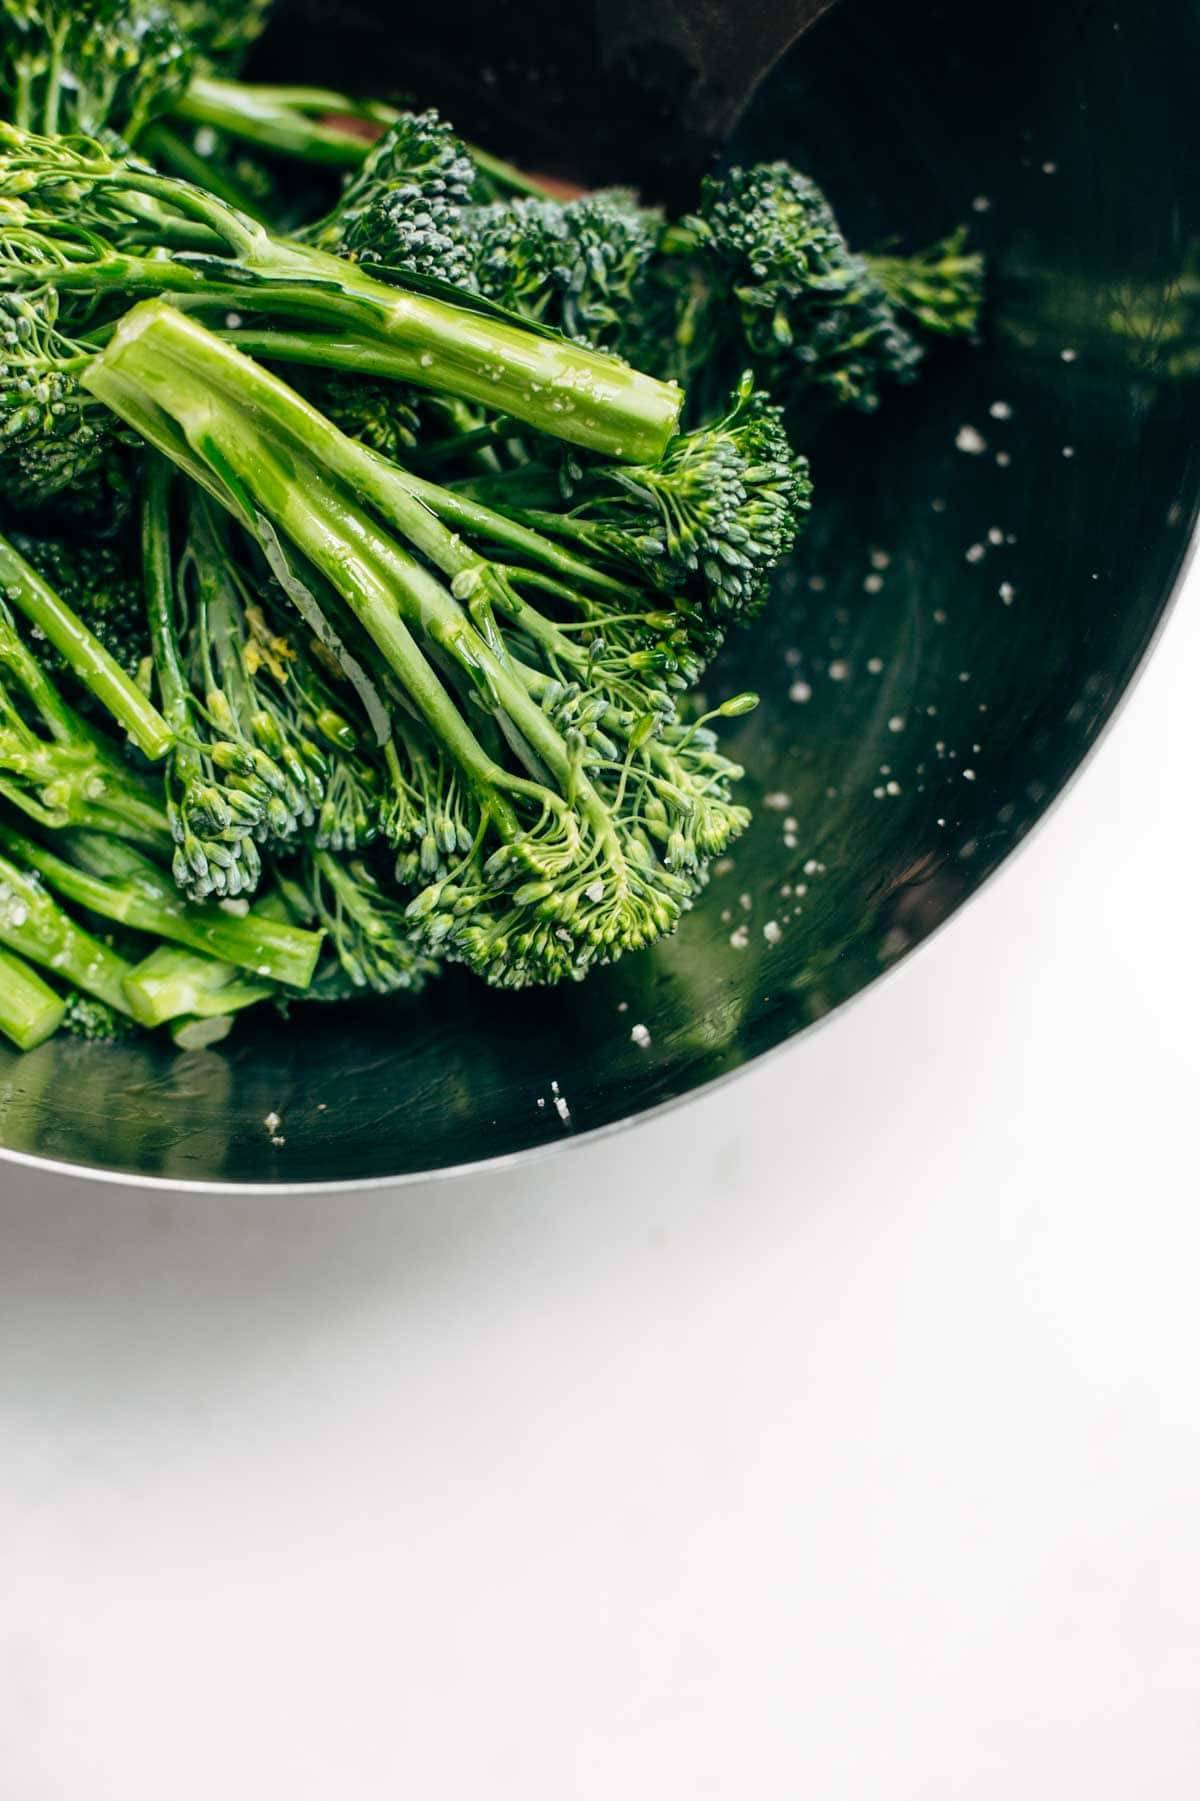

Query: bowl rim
2;509;1195;1197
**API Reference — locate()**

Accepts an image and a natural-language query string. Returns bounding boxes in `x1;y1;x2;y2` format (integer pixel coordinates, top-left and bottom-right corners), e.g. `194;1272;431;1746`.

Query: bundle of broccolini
0;0;981;1050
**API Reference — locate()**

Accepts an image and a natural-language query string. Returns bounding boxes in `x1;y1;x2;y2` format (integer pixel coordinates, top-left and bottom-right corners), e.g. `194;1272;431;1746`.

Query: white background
2;571;1199;1797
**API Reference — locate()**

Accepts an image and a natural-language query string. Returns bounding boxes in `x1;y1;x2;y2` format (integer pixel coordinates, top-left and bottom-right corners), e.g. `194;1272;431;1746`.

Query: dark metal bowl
1;0;1196;1188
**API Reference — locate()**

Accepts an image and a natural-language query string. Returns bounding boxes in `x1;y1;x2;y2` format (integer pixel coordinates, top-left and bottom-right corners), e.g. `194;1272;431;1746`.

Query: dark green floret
62;988;138;1040
658;160;924;414
867;227;985;341
470;190;662;348
0;0;193;139
304;109;478;287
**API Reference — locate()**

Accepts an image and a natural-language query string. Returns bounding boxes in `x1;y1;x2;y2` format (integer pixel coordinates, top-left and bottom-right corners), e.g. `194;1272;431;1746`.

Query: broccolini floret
0;0;193;139
304;109;478;286
867;227;985;341
0;290;121;509
293;847;438;995
461;376;812;627
470;190;662;348
657;161;924;414
62;989;138;1040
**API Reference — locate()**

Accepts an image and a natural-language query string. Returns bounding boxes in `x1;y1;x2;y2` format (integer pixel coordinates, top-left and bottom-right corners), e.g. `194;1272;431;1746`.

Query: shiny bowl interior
1;0;1196;1187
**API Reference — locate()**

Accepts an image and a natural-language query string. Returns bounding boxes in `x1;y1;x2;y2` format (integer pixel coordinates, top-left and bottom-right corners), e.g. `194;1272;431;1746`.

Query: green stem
123;941;273;1028
176;75;383;167
13;62;33;134
0;604;92;747
189;330;641;604
184;496;258;730
140;456;218;831
41;17;68;137
0;848;133;1013
0;946;66;1051
140;123;271;223
0;828;323;989
0;531;172;760
175;74;553;197
217;244;683;461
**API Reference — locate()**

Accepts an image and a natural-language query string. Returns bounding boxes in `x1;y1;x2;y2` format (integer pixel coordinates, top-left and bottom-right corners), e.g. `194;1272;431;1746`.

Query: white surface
2;582;1200;1798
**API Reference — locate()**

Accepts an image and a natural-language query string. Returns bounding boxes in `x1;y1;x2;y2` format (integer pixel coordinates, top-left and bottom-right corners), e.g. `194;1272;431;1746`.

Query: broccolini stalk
173;75;550;197
122;940;273;1028
0;847;134;1013
0;127;683;463
0;825;324;988
174;77;398;167
0;596;171;851
139;121;274;222
0;530;171;760
0;944;66;1050
85;303;755;987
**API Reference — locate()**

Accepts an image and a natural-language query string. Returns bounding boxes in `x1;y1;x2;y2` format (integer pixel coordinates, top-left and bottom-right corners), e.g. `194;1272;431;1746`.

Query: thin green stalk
0;946;65;1050
123;941;273;1028
0;603;94;747
14;62;33;133
0;828;323;989
175;74;552;197
140;123;271;223
154;327;643;606
0;848;134;1013
0;531;171;760
41;17;68;137
176;75;383;167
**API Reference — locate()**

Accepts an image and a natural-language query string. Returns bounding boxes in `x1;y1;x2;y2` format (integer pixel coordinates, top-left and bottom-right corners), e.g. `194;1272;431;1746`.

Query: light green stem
0;849;134;1013
123;942;273;1028
0;828;323;990
0;531;172;760
0;946;66;1051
